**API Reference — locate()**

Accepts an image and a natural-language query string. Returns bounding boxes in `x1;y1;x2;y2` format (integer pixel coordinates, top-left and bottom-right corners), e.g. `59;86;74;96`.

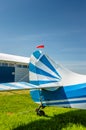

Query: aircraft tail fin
29;50;61;87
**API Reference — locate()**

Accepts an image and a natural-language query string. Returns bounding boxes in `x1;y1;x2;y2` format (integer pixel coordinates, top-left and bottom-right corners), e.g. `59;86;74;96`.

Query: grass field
0;91;86;130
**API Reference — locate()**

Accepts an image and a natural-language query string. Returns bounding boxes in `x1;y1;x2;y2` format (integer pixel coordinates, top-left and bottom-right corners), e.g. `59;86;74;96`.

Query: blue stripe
33;51;41;59
30;83;86;101
2;83;24;89
43;99;86;106
40;55;61;79
64;83;86;99
0;82;37;90
41;83;86;101
64;83;86;91
30;89;40;102
30;80;58;85
29;63;59;79
21;82;36;87
30;83;86;109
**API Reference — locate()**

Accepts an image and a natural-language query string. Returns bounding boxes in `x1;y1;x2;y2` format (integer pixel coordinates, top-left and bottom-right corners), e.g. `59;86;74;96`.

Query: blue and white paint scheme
29;50;86;109
0;50;86;112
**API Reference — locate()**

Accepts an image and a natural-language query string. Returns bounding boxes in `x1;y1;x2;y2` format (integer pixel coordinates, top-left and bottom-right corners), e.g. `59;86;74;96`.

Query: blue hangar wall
0;66;14;83
0;65;29;83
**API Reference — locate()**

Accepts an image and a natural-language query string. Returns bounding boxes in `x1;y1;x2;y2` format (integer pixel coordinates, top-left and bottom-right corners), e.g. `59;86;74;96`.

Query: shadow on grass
13;109;86;130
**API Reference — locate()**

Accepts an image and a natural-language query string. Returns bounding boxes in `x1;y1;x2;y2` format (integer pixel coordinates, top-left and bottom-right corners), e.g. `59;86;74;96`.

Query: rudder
29;50;61;87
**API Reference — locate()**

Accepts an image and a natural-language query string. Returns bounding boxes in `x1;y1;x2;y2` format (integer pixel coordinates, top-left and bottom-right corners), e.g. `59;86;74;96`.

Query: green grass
0;91;86;130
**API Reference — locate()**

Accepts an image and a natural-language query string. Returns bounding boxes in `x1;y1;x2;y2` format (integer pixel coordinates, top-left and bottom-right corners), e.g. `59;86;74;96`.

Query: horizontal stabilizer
0;82;60;91
0;82;36;91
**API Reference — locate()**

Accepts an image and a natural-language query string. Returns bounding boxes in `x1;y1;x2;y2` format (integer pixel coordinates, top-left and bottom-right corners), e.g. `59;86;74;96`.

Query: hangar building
0;53;30;83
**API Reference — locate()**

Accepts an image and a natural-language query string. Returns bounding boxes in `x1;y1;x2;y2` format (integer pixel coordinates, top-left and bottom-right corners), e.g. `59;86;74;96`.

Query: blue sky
0;0;86;74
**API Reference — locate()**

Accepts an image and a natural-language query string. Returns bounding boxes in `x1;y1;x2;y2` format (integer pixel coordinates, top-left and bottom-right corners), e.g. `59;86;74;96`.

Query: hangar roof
0;53;30;65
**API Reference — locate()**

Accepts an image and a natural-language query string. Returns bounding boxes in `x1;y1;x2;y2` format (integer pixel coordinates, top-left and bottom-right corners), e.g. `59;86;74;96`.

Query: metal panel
15;67;29;82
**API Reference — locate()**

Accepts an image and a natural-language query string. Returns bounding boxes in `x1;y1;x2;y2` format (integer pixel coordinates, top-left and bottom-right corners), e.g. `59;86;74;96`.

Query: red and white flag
36;45;44;48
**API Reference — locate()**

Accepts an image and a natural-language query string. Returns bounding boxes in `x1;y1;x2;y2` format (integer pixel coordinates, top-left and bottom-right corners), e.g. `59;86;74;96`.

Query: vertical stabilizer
29;50;61;87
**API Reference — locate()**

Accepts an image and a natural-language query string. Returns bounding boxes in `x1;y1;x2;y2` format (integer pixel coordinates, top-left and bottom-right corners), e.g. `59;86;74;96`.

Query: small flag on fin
36;45;44;48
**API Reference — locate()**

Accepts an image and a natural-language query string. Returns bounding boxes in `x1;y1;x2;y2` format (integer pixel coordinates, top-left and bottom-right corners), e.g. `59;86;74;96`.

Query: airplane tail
29;50;62;88
29;50;86;106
